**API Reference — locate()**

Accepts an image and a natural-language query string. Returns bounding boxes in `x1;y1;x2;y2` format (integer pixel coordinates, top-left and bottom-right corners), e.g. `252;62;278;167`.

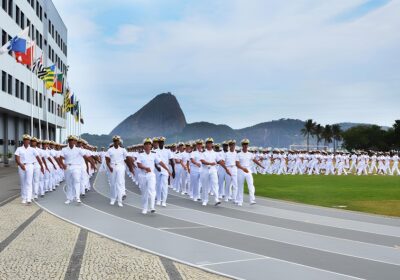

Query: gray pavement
0;167;20;206
33;171;400;280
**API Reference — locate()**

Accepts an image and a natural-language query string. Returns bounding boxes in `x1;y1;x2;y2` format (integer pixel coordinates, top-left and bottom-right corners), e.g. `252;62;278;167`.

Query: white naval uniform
15;146;40;203
106;146;128;204
223;151;238;202
31;147;42;198
136;151;162;213
190;150;203;201
237;151;256;205
391;155;400;175
155;148;174;206
200;149;221;205
180;151;191;194
61;146;87;202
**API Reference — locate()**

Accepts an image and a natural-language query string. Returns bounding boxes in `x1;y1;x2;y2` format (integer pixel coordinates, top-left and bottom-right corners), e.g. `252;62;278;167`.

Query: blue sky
52;0;400;134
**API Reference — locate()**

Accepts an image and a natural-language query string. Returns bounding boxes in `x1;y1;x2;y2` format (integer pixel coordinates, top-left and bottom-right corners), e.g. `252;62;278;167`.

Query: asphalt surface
32;171;400;280
0;167;20;206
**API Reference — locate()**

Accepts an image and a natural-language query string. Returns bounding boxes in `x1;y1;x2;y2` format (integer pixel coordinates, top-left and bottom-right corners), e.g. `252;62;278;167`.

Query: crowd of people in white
14;134;399;215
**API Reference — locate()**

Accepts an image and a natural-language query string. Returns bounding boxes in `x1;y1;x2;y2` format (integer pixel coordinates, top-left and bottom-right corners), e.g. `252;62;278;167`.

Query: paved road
34;172;400;280
0;167;20;206
0;170;228;280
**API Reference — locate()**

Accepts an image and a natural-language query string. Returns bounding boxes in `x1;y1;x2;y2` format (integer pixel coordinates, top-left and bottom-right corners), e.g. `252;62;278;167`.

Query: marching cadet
155;137;175;207
181;142;192;195
42;140;58;192
392;152;400;176
99;147;107;172
106;136;134;207
223;140;238;202
200;138;231;206
190;139;204;201
173;142;186;193
30;137;42;200
136;138;172;214
236;139;264;206
216;143;228;200
14;134;44;205
60;135;95;204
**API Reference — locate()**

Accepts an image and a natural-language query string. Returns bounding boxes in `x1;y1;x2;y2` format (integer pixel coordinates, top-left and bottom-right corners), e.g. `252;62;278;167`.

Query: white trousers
392;163;400;175
110;164;126;203
65;165;81;201
201;167;219;204
18;164;34;202
156;172;169;203
225;166;238;201
140;172;156;212
32;164;41;197
237;169;255;204
190;171;201;200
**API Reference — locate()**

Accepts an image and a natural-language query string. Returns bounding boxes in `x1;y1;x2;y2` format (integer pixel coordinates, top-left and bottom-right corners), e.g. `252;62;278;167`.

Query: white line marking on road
199;257;270;267
159;226;208;230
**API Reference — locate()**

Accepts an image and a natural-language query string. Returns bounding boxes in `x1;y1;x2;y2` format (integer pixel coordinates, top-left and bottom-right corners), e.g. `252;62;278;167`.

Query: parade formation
13;134;400;214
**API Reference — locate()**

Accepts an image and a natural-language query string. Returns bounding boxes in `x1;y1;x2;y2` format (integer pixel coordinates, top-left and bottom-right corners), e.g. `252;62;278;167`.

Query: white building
0;0;67;163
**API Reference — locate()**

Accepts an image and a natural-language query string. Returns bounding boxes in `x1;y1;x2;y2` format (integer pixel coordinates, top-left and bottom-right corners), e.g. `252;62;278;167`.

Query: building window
48;98;50;112
1;71;6;92
20;81;24;100
44;12;47;19
2;30;7;46
2;0;7;13
15;5;20;25
26;85;30;102
7;74;12;95
39;5;42;21
7;0;12;17
35;1;39;17
20;11;24;29
30;0;34;9
35;91;38;106
27;19;30;34
39;93;42;108
15;79;19;98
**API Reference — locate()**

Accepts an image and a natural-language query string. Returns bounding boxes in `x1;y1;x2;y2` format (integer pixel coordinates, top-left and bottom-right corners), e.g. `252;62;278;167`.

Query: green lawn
252;174;400;217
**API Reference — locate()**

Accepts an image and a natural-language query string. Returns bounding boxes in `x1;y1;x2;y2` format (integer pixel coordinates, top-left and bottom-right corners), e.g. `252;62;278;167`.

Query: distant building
0;0;67;163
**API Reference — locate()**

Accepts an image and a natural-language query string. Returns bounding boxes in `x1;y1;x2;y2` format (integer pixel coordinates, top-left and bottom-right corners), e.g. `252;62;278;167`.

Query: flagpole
35;49;42;140
30;27;34;135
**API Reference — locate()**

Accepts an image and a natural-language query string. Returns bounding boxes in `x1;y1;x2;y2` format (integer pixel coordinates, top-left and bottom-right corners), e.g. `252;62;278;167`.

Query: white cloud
105;24;143;46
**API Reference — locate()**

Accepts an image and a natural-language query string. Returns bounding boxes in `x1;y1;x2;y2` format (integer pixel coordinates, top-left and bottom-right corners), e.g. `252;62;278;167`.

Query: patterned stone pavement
0;195;229;280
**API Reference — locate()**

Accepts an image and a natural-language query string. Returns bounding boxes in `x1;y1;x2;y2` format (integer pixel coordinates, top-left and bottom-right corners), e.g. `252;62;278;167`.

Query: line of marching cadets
14;134;98;205
250;149;400;176
14;134;399;214
99;136;263;214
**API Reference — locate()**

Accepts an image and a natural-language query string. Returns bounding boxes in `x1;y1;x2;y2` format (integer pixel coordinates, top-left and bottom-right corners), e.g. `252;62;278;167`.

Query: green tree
301;119;316;151
322;124;333;148
331;124;342;153
342;125;387;151
313;123;323;149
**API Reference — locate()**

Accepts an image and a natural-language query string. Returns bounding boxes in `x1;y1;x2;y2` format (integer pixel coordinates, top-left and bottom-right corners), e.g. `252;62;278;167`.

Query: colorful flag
32;54;44;74
0;27;29;55
15;41;34;66
74;101;80;122
38;64;55;80
51;73;64;96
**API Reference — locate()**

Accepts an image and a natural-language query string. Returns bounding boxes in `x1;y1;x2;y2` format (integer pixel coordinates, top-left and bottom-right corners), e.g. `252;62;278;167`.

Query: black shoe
150;209;156;213
214;201;221;206
122;195;127;200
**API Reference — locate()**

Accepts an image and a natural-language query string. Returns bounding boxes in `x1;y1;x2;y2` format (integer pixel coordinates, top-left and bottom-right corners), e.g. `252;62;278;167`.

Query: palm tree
332;124;343;153
301;119;316;151
313;123;323;149
322;125;333;149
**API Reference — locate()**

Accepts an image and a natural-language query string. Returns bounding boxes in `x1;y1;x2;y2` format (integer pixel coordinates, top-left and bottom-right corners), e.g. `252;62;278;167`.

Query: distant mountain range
82;93;381;148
